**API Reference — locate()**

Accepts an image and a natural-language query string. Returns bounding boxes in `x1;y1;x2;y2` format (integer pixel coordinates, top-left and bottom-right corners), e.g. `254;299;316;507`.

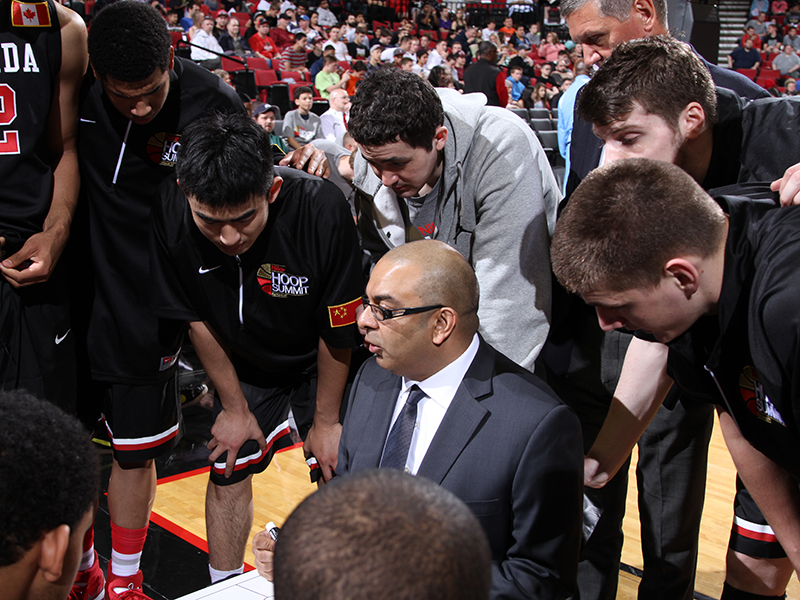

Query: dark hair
353;60;367;72
274;470;492;600
551;158;727;293
427;65;450;87
294;31;307;42
176;112;274;208
561;0;667;27
0;391;99;566
349;69;443;149
88;1;172;81
578;35;717;131
509;64;523;72
294;85;313;99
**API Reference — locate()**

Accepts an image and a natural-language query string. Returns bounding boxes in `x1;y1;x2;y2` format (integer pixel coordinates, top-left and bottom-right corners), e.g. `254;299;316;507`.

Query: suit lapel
417;339;495;484
351;374;402;470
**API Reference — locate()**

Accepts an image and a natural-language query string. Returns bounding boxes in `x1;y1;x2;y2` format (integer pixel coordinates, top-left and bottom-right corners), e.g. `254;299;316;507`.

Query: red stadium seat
169;31;184;48
280;70;309;82
736;68;758;80
254;69;280;85
232;11;250;28
222;56;247;72
246;57;271;70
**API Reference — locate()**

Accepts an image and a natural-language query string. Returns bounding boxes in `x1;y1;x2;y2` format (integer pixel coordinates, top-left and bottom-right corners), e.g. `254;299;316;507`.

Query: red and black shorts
101;372;182;463
729;475;787;559
208;376;316;487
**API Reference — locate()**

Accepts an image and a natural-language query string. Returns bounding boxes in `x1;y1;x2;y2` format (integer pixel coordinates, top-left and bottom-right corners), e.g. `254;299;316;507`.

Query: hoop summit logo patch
257;263;309;297
739;366;786;426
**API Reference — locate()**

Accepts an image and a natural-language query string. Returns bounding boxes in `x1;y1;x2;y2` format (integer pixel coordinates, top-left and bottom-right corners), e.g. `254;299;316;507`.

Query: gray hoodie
353;88;560;370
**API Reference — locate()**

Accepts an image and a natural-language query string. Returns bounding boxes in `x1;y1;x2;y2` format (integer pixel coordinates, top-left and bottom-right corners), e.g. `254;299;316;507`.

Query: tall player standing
0;0;86;410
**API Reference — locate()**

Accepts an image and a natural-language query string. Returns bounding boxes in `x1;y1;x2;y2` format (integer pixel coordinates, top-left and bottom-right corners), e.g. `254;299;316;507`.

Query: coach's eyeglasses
361;296;444;322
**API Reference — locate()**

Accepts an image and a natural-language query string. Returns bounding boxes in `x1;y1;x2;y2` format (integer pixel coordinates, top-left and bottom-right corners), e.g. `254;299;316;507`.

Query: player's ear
267;176;283;204
39;525;71;583
681;102;707;140
168;46;176;71
433;126;448;152
664;257;700;298
90;61;101;82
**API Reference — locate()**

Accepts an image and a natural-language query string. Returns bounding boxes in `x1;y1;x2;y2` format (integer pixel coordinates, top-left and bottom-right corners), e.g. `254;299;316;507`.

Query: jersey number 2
0;84;20;156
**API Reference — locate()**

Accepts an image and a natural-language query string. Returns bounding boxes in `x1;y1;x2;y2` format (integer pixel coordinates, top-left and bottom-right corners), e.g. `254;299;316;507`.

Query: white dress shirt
191;29;224;61
380;333;480;474
320;108;347;141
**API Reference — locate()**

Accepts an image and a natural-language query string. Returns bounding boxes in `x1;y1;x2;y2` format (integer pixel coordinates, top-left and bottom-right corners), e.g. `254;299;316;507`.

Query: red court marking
150;440;304;571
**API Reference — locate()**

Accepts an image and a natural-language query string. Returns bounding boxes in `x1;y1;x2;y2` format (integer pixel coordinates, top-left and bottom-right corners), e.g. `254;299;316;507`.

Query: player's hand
583;456;611;489
0;229;67;288
303;420;341;484
770;162;800;206
279;144;331;178
208;406;266;478
341;70;351;81
252;530;276;581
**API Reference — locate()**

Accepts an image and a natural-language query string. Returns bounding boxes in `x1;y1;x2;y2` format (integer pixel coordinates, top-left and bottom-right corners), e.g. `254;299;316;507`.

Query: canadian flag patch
11;1;51;27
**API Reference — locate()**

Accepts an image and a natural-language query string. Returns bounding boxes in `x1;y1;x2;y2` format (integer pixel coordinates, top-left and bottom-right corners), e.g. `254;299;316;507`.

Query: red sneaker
105;566;151;600
68;552;105;600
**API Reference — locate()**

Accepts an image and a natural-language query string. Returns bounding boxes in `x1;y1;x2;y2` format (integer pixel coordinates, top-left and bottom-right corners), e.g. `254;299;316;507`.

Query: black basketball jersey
0;0;61;238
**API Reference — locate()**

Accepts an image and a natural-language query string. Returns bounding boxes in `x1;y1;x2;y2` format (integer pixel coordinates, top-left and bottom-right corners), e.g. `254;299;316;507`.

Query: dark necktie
379;385;427;471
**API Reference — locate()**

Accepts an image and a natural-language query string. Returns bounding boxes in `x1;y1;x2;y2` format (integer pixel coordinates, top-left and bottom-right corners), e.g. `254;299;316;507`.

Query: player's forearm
584;337;673;487
314;339;350;425
719;409;800;570
43;6;86;246
43;149;78;240
188;320;248;413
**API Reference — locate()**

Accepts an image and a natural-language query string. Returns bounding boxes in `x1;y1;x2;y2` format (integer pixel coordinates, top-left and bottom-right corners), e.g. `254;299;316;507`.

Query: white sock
111;549;142;578
79;547;95;572
209;564;244;583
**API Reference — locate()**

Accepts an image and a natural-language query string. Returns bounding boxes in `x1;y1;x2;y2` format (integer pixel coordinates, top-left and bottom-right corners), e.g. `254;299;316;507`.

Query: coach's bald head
359;240;479;381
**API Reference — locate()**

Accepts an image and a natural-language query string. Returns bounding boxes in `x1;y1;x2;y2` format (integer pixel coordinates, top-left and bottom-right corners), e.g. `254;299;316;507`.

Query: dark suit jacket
339;338;584;600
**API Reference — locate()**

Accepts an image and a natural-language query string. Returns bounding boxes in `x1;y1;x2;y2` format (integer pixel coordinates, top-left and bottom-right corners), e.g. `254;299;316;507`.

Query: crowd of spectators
732;2;800;95
161;0;587;120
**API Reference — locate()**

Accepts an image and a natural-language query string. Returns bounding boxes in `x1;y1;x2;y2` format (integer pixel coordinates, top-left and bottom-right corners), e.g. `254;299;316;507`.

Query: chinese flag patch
328;297;360;328
11;1;51;27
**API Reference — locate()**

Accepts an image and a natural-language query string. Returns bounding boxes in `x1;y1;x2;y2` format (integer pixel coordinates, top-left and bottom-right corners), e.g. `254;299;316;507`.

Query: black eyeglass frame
361;296;444;321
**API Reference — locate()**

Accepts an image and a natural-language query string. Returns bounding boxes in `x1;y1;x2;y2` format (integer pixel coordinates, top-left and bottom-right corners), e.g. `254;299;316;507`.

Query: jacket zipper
236;255;243;325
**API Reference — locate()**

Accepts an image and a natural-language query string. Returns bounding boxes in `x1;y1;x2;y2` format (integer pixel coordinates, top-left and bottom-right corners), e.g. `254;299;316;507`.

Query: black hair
88;1;172;82
0;391;99;566
349;69;443;149
176;112;274;208
427;65;450;87
294;31;307;42
293;85;313;99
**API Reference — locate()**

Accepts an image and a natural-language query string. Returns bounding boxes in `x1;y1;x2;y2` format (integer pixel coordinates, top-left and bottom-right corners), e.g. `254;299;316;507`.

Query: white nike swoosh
80;118;96;123
55;329;71;345
198;265;222;274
